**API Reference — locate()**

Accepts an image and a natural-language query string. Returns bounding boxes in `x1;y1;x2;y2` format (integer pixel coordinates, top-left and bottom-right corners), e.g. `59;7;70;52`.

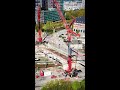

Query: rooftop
76;16;85;24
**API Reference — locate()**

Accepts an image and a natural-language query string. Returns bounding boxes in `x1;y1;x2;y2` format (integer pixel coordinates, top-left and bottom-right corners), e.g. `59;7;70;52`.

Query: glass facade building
35;0;64;23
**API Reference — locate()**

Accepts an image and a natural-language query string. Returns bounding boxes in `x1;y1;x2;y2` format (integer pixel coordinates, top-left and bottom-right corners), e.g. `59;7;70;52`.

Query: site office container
43;70;52;77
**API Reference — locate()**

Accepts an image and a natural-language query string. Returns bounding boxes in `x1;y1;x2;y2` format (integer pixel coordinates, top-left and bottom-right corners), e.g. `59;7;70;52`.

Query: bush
72;81;81;90
79;79;85;90
41;79;85;90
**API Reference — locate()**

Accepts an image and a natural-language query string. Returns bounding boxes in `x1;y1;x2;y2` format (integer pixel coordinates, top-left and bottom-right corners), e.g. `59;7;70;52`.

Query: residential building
63;0;82;11
81;0;85;9
73;16;85;38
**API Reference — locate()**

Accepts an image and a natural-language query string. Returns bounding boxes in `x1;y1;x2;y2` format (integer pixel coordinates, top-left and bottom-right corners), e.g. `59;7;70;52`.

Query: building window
83;30;85;33
80;30;81;32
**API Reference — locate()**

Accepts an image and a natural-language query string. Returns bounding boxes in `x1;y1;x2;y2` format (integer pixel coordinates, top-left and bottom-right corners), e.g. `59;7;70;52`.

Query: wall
73;23;85;37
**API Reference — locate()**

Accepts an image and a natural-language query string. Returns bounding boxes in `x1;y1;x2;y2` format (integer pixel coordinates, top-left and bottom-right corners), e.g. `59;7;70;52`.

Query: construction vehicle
35;0;84;77
53;0;82;77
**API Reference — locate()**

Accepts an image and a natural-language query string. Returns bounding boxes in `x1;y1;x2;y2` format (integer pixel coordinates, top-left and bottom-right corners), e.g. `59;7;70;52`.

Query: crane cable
74;38;79;69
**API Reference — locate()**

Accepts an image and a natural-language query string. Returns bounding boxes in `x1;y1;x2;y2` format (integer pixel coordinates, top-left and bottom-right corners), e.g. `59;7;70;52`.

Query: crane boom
53;0;80;37
53;0;80;74
53;0;67;28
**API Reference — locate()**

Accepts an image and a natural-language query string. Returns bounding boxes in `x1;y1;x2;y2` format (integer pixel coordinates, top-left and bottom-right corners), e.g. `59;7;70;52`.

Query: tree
41;79;85;90
65;9;85;20
35;24;38;32
43;21;53;34
72;81;81;90
76;29;80;34
80;79;85;90
78;9;85;17
35;23;44;32
65;12;71;20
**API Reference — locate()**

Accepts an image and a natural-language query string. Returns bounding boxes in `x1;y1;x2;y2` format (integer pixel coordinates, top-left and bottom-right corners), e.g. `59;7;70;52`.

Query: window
83;30;85;33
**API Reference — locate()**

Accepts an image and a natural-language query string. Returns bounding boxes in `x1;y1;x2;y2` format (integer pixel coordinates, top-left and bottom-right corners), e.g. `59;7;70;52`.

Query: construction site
35;0;85;90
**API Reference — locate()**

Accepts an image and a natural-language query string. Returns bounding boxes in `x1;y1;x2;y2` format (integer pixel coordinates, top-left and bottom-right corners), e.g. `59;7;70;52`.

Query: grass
41;79;85;90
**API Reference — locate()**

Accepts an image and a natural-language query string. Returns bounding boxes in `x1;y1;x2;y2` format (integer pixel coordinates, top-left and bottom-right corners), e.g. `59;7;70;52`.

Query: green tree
35;24;38;32
76;30;80;34
41;79;85;90
78;9;85;17
65;12;71;20
35;23;44;32
43;21;53;34
80;79;85;90
65;9;85;20
72;81;81;90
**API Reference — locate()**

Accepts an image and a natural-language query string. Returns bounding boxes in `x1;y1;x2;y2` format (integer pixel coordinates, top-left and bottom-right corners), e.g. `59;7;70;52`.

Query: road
44;29;85;60
35;45;85;70
35;29;85;68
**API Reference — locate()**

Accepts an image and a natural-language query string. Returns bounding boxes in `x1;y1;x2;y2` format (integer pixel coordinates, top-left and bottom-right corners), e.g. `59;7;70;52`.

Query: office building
73;16;85;37
63;1;82;11
35;0;64;23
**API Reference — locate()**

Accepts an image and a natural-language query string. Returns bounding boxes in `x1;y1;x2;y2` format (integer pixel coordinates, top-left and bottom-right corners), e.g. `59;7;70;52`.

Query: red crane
37;4;42;43
53;0;80;75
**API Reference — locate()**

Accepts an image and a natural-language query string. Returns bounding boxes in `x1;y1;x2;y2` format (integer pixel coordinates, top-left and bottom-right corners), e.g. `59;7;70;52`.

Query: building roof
76;16;85;24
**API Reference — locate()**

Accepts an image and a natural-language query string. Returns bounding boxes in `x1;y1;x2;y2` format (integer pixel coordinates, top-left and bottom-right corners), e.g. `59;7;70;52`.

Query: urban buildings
63;0;82;11
35;0;85;23
81;0;85;9
35;0;64;23
73;16;85;37
63;0;85;11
